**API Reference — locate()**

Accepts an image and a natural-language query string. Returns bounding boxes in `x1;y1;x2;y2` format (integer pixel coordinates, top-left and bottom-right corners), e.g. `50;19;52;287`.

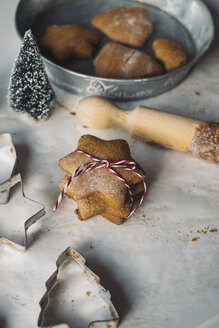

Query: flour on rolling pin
188;122;219;162
76;96;219;163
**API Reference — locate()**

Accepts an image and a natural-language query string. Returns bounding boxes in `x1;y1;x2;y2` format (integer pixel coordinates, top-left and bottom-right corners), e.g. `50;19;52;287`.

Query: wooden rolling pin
76;96;219;163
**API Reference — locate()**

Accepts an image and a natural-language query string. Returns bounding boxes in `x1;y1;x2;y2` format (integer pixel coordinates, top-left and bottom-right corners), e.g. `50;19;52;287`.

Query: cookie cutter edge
0;173;45;252
38;246;119;328
0;133;17;204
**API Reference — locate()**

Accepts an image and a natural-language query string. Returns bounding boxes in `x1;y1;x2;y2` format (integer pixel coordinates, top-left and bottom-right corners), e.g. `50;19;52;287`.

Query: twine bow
53;149;146;218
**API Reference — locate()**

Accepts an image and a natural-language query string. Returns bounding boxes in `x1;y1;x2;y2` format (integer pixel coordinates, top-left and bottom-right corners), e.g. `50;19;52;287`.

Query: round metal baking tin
15;0;214;100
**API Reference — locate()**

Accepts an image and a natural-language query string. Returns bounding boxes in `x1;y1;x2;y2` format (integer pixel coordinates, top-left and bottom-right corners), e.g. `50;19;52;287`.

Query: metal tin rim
14;0;215;99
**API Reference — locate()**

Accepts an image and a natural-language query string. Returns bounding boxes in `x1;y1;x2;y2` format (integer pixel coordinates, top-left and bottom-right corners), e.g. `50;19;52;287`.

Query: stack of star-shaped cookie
58;135;145;225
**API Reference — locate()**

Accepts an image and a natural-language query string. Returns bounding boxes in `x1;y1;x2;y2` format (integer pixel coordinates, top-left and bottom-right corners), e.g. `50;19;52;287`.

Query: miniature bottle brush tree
8;29;55;120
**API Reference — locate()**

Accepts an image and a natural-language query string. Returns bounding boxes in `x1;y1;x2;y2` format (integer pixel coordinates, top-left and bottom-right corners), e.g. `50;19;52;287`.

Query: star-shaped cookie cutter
0;173;45;252
38;247;119;328
0;133;45;251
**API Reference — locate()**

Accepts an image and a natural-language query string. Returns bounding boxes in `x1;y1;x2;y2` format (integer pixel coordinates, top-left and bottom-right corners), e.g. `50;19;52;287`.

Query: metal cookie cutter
0;133;17;204
0;133;45;251
38;247;119;328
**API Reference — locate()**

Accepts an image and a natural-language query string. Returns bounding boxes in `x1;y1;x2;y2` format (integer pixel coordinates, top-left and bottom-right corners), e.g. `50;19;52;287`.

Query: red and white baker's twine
53;149;146;218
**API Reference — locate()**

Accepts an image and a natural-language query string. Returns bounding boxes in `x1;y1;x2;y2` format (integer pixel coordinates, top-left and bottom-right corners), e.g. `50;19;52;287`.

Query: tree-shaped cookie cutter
0;133;45;251
38;247;119;328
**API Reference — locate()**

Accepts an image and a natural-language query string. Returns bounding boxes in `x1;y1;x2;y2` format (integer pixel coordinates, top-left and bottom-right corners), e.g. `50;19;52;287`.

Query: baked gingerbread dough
152;39;187;72
58;135;145;225
40;24;101;63
94;42;163;79
92;6;152;48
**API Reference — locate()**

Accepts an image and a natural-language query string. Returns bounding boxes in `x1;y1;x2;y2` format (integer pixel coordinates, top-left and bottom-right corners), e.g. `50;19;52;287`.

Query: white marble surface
0;1;219;328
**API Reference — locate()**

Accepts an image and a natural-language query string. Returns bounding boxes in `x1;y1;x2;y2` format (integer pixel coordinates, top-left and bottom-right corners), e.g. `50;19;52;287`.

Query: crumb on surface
210;228;217;233
191;237;199;242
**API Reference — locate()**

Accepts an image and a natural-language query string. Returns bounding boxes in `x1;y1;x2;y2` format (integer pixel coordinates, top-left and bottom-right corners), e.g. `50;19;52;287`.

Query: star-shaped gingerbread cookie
40;24;101;63
58;135;145;225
